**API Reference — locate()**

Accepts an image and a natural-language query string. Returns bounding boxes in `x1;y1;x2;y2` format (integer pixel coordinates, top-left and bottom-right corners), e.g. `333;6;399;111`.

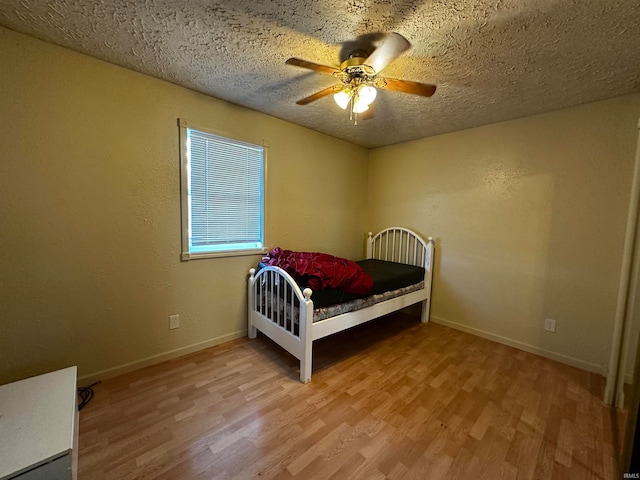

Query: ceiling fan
285;33;436;124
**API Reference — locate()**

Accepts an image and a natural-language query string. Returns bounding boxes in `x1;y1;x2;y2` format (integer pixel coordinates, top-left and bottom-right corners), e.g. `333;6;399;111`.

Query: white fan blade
364;33;411;73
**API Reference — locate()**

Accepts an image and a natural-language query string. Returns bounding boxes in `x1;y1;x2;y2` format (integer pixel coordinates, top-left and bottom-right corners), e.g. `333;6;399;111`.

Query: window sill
181;248;267;261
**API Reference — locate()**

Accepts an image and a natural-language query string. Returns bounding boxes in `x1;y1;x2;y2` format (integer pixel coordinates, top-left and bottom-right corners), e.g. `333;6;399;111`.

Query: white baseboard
77;329;248;384
76;319;627;385
430;315;607;377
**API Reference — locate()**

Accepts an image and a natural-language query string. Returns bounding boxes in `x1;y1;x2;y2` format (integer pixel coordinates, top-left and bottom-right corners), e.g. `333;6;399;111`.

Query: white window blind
180;121;265;259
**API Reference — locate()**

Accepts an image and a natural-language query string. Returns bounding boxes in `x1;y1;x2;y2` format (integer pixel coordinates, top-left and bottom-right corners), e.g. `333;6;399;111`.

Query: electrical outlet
544;318;556;333
169;314;180;330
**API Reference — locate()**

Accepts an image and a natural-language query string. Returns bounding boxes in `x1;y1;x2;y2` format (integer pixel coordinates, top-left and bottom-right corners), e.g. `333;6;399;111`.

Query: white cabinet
0;367;78;480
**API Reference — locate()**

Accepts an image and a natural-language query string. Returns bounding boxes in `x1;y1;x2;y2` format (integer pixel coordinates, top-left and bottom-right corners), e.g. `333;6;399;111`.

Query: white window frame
178;119;267;260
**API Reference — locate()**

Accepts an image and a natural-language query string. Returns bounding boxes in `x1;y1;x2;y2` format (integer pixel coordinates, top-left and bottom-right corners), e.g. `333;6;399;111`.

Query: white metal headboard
366;227;434;269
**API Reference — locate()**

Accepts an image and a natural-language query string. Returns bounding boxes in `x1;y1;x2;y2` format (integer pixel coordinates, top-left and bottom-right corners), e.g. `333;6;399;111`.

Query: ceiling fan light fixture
333;89;352;109
334;83;377;119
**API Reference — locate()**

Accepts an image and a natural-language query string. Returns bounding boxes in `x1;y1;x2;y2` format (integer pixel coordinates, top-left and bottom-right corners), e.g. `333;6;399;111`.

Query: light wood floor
78;313;625;479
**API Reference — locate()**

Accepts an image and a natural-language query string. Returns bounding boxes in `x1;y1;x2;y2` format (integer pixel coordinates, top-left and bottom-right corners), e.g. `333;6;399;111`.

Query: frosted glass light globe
358;85;377;105
352;99;370;113
333;89;352;109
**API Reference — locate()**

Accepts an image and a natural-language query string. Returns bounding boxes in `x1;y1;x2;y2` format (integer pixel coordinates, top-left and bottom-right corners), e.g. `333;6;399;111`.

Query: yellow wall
0;27;369;384
368;94;640;373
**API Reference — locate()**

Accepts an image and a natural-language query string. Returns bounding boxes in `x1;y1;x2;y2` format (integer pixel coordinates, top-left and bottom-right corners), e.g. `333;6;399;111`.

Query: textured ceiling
1;0;639;148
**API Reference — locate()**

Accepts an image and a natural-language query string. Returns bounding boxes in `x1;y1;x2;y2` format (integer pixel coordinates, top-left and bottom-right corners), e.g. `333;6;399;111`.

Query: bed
247;227;435;383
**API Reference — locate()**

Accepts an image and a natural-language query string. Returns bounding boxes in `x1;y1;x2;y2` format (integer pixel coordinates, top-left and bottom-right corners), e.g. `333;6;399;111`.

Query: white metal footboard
248;266;314;382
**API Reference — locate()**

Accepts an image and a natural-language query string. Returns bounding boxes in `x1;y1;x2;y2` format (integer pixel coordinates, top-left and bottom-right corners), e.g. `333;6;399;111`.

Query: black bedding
257;259;425;309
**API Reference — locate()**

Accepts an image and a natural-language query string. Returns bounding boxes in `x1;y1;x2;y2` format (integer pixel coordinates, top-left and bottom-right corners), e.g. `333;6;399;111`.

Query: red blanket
262;248;373;295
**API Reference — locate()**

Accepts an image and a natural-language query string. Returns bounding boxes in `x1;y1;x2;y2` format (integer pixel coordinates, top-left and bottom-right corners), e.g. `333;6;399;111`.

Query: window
179;119;265;259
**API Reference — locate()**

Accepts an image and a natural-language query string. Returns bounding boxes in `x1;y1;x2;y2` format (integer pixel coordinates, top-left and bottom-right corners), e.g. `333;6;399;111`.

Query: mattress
257;259;425;309
313;281;425;322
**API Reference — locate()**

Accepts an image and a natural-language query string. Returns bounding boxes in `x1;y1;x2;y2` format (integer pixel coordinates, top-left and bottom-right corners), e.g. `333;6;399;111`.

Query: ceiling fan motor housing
340;55;373;73
335;54;384;89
